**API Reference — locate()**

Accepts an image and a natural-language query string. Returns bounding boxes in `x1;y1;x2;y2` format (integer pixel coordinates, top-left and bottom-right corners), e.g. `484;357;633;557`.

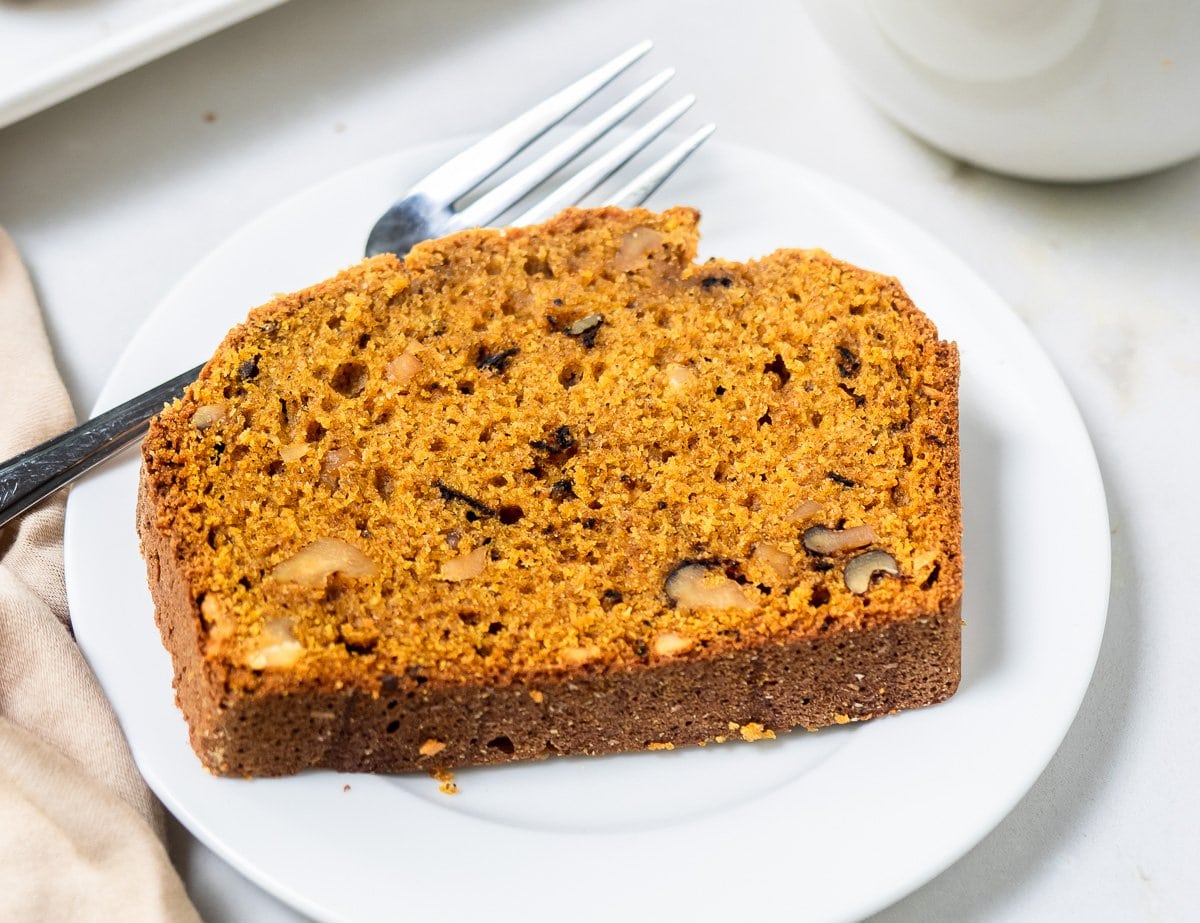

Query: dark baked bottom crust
139;468;960;777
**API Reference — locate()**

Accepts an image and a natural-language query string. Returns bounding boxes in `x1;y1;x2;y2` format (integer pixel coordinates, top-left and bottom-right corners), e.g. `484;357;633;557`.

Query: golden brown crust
137;206;962;776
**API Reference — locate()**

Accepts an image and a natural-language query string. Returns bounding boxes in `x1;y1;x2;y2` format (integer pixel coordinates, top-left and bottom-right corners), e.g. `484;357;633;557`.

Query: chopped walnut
271;538;378;586
663;363;697;390
664;563;755;611
319;447;354;488
385;347;423;385
279;442;309;462
191;404;226;430
751;542;792;579
912;548;939;578
200;594;235;644
245;616;304;670
560;644;602;666
652;631;695;657
563;313;604;347
439;546;488;582
843;549;900;594
785;499;823;522
802;524;877;555
612;226;664;271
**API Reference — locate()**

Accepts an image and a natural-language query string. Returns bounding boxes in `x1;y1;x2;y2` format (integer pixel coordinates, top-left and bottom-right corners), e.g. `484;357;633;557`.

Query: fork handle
0;365;203;529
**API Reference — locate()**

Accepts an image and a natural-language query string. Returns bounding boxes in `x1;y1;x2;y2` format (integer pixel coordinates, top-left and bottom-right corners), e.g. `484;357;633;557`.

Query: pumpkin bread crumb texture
138;206;961;776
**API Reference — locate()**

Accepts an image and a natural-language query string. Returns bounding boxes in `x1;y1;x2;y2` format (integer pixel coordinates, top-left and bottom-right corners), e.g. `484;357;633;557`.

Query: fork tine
450;69;675;232
605;123;716;208
409;40;653;205
511;95;696;226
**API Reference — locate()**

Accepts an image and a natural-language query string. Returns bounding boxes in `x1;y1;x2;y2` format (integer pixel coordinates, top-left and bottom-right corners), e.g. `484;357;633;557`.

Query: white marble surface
1;0;1196;920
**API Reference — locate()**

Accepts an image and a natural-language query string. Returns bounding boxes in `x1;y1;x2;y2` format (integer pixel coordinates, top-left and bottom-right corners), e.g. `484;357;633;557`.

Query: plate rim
65;137;1111;923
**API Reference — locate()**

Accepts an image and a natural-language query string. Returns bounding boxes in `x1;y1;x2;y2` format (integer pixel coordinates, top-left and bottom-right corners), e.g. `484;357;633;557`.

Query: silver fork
0;40;713;529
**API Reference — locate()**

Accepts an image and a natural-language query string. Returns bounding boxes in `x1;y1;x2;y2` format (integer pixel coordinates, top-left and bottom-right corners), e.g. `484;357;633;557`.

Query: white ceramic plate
65;139;1110;923
0;0;290;130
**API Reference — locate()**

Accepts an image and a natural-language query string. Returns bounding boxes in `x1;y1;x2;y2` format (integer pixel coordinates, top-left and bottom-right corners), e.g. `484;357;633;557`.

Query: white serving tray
0;0;291;130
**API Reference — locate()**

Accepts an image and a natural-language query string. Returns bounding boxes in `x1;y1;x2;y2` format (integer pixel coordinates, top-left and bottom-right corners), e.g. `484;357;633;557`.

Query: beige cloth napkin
0;228;200;921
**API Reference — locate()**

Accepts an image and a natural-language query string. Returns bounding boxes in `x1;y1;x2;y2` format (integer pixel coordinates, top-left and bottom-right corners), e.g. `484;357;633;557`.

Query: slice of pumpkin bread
138;206;961;777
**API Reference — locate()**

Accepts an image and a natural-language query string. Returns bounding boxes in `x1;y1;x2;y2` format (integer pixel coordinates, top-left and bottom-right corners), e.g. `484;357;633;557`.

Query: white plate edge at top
64;137;1111;923
0;0;291;130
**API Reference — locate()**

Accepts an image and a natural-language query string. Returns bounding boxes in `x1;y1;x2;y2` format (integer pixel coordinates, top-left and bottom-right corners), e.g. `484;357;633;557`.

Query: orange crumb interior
142;206;960;692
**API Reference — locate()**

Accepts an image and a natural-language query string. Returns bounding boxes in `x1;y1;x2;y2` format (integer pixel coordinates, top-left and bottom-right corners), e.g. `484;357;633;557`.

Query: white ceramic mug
800;0;1200;181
